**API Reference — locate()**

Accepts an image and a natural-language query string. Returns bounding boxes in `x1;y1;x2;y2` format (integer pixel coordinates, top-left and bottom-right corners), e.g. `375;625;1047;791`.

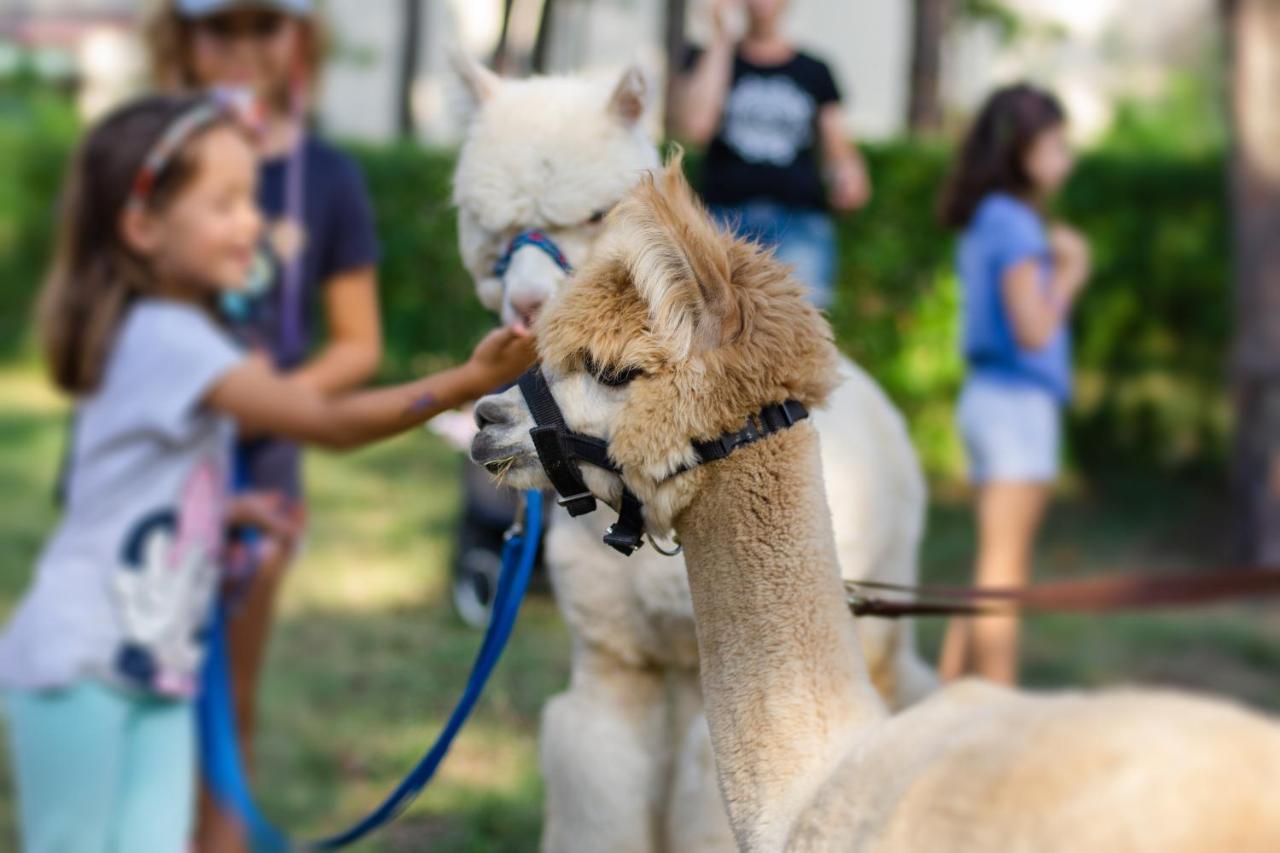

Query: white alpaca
450;57;935;852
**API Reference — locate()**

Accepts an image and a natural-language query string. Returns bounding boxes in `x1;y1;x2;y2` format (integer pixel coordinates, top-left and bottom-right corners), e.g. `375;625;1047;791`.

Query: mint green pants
4;681;194;852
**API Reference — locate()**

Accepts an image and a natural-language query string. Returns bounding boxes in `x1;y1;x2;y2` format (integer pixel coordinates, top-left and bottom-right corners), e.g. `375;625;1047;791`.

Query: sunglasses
195;12;288;41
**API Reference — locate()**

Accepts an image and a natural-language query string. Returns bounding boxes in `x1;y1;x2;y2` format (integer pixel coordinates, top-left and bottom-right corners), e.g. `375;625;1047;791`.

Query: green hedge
0;102;1231;479
0;89;77;355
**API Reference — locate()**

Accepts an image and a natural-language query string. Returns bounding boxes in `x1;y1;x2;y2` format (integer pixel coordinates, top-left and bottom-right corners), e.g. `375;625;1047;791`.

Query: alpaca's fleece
452;63;659;322
481;152;1280;853
536;157;840;531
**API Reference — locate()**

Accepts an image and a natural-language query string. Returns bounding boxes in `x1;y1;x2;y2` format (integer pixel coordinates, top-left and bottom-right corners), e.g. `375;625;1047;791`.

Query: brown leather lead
845;567;1280;619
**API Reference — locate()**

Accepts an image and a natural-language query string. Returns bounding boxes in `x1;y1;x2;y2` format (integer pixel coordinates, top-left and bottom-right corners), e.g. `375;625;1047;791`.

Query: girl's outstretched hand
207;327;535;451
464;325;538;393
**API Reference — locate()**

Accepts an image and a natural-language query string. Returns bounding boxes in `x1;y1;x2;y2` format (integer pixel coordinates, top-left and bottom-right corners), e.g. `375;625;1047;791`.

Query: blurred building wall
2;0;1222;145
320;0;1221;145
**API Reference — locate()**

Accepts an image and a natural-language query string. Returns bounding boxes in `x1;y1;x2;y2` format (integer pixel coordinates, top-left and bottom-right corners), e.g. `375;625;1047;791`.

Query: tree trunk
396;0;423;138
907;0;952;134
492;0;518;73
1225;0;1280;562
532;0;557;73
663;0;689;138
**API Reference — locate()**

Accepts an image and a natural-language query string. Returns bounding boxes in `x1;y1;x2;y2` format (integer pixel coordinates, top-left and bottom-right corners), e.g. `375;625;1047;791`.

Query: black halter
516;365;810;556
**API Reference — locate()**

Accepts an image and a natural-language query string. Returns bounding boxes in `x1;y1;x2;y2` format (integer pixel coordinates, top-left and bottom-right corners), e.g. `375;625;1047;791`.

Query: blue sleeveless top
957;193;1071;402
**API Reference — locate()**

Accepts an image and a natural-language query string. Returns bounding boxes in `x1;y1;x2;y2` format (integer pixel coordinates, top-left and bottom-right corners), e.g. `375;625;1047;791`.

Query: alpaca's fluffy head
471;155;840;532
450;53;660;328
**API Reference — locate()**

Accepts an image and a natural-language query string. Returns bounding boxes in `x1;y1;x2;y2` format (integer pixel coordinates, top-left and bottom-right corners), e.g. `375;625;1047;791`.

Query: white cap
176;0;314;18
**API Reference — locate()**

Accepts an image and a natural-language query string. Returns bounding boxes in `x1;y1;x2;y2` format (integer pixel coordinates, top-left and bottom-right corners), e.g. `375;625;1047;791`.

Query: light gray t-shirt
0;300;245;698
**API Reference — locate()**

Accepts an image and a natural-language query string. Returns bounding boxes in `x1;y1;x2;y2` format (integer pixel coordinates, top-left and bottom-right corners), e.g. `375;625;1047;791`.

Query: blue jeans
5;681;195;852
710;202;837;309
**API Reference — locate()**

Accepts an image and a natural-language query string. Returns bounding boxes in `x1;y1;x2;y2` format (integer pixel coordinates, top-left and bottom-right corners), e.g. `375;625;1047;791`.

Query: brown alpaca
472;158;1280;851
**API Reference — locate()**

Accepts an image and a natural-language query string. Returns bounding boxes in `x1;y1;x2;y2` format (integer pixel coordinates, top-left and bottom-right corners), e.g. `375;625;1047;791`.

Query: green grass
1;365;1279;849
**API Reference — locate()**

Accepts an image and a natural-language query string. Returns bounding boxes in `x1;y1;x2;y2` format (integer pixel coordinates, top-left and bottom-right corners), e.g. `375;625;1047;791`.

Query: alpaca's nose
474;398;510;430
509;293;545;326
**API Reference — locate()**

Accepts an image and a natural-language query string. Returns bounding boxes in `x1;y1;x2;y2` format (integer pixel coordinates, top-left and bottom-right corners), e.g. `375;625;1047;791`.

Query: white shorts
957;377;1062;485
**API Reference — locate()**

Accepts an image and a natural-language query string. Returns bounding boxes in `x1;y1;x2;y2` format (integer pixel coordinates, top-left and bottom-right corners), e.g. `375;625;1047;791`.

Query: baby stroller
452;458;548;627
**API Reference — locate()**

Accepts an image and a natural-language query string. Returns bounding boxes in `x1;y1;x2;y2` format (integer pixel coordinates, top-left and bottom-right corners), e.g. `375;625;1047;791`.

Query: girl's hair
39;94;234;394
938;83;1066;229
144;0;329;107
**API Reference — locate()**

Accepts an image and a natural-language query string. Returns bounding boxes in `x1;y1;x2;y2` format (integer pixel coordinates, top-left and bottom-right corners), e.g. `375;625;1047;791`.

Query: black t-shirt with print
684;47;842;210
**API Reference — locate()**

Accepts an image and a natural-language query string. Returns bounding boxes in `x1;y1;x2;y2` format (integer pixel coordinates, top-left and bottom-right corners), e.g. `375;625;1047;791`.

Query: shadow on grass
218;595;568;850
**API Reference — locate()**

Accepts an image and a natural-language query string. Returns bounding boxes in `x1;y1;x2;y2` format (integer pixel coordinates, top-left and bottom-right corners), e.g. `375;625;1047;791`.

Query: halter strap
517;367;647;555
493;229;573;279
518;368;608;517
513;365;809;557
690;400;809;466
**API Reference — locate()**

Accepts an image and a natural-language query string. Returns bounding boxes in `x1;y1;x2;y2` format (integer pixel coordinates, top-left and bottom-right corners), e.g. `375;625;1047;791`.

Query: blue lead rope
197;490;544;851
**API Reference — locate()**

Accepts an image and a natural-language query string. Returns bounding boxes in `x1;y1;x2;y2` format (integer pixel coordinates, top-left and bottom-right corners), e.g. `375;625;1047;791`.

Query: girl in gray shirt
0;93;534;852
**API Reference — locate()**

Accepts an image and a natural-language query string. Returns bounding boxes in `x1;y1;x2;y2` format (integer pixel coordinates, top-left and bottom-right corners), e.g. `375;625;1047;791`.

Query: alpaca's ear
608;66;648;126
448;48;500;113
621;158;741;356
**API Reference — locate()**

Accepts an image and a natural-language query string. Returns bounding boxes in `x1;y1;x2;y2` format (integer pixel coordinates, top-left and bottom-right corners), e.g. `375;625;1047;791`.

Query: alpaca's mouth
480;455;529;478
470;431;534;479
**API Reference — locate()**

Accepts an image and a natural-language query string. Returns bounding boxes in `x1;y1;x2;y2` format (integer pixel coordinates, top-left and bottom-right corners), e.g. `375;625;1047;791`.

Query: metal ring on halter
646;533;683;557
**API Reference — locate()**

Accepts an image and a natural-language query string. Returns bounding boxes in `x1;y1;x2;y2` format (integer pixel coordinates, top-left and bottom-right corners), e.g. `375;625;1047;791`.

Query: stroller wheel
452;543;502;628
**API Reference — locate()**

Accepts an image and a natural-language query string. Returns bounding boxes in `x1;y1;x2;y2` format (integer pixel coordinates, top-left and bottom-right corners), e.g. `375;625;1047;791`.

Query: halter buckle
557;492;597;516
603;522;645;556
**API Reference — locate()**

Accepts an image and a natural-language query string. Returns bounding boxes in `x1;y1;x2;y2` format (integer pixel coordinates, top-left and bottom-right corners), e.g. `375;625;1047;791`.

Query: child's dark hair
938;83;1066;229
38;94;236;394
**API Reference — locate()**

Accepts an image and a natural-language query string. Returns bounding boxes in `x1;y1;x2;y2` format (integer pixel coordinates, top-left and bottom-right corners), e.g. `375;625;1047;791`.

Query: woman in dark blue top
936;84;1091;685
145;2;383;848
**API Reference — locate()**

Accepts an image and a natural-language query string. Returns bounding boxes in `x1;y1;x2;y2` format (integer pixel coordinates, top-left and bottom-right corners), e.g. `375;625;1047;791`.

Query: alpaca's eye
598;367;642;387
583;354;642;388
587;209;608;225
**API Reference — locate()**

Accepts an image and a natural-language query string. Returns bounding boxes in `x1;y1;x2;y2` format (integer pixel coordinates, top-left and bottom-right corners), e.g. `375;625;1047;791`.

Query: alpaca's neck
675;422;886;850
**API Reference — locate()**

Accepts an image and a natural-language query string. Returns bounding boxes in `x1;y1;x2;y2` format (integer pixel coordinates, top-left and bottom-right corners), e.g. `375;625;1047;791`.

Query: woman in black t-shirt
676;0;871;309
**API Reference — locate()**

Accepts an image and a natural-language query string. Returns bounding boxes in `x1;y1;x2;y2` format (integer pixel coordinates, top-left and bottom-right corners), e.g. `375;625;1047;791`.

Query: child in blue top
935;84;1092;685
0;93;534;852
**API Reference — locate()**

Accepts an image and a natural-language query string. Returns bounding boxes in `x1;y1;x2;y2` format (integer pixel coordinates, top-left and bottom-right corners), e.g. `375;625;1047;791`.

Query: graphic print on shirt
721;74;817;166
222;213;301;331
236;215;309;349
112;457;224;697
